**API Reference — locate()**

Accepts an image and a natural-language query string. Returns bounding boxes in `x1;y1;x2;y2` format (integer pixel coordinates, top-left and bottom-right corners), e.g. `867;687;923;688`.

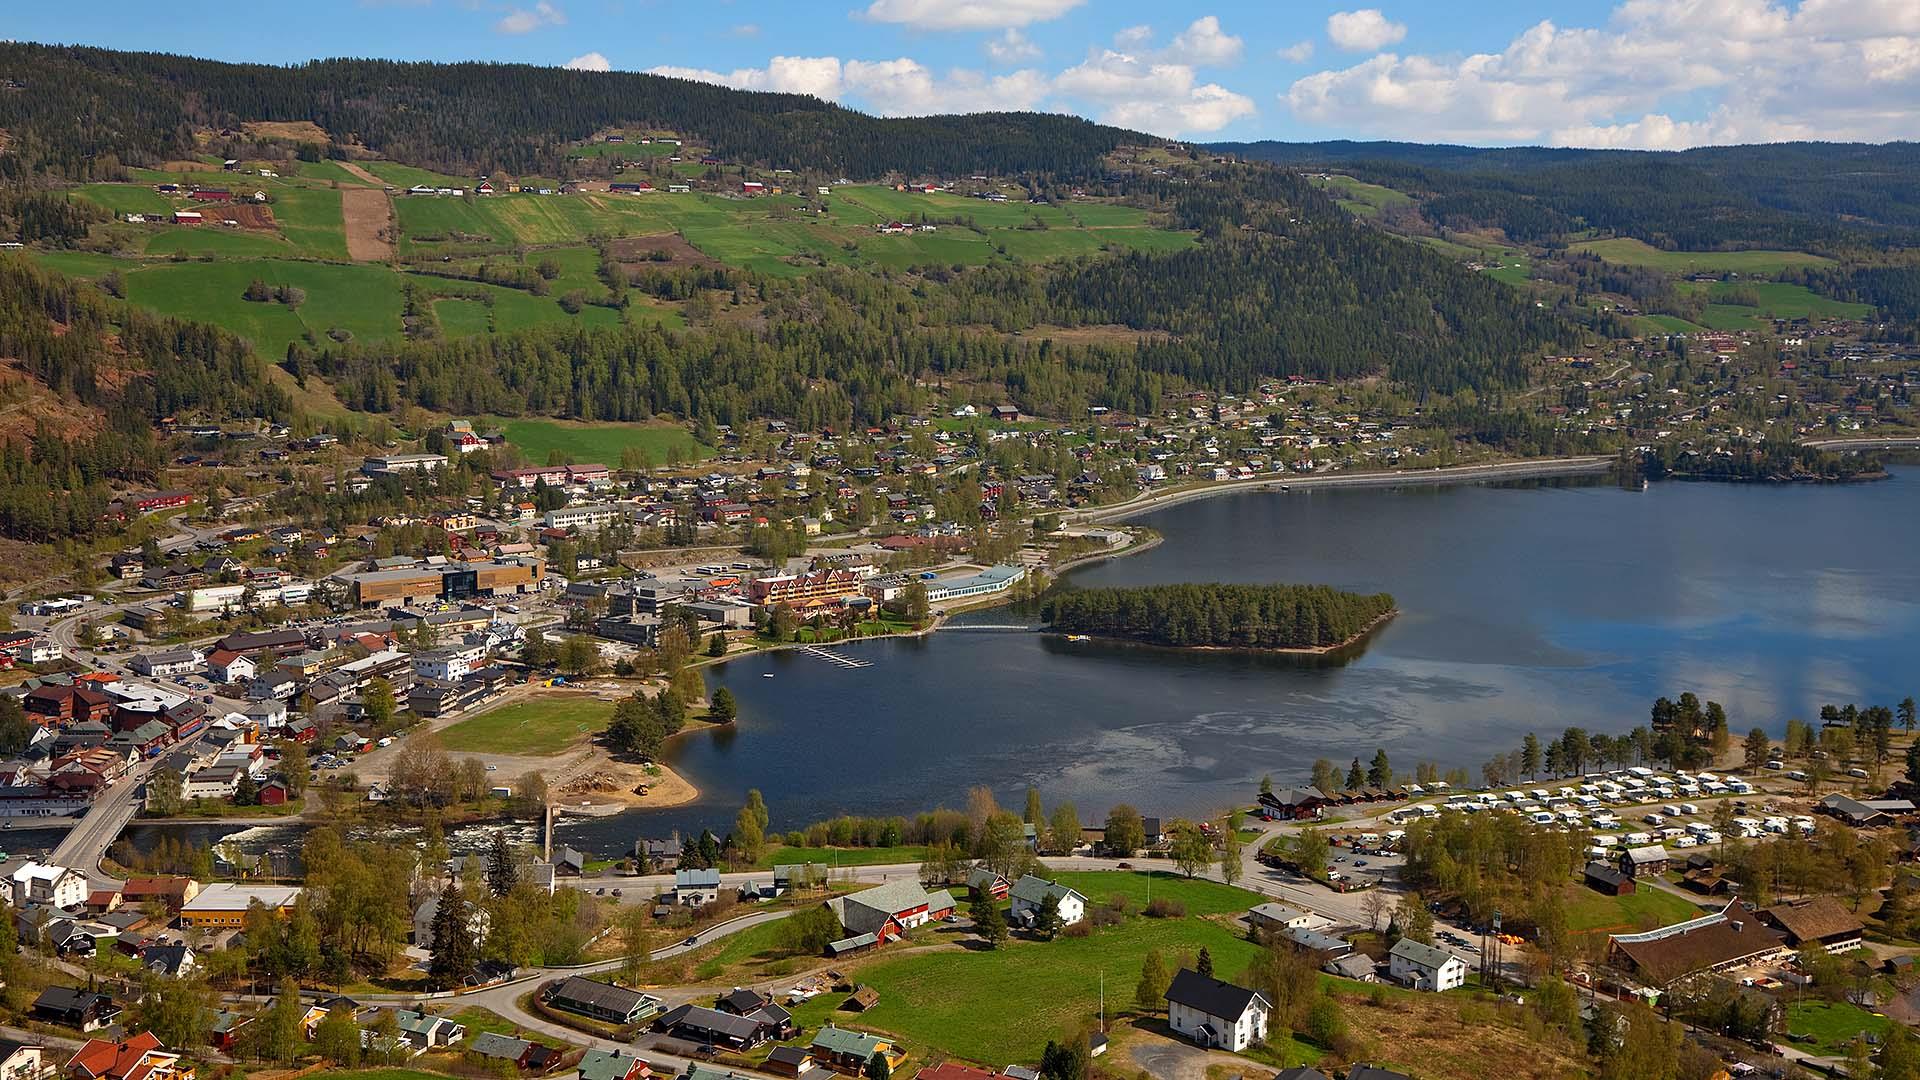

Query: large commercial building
746;569;862;610
346;558;544;609
361;453;448;476
180;884;303;928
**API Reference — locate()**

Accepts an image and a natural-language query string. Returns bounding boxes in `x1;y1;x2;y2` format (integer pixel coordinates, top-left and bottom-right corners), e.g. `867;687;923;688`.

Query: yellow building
179;883;302;928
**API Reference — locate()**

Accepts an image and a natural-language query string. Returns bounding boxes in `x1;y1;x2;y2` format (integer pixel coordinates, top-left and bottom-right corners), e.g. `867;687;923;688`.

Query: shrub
1143;898;1186;919
1060;921;1091;938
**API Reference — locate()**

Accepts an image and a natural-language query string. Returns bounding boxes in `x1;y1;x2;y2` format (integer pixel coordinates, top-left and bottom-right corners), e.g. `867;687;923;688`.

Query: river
111;467;1920;862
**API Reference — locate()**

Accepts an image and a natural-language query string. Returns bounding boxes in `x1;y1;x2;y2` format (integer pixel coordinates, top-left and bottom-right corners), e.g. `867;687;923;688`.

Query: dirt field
607;232;718;268
242;120;332;143
333;160;386;187
341;186;394;262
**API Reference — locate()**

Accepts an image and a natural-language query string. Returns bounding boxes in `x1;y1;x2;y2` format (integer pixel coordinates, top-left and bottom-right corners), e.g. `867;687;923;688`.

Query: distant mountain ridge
0;43;1150;181
1210;139;1920;250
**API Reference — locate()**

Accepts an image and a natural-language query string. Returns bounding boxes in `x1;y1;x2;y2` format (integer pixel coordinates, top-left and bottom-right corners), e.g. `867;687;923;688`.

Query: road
1070;456;1617;524
48;757;153;887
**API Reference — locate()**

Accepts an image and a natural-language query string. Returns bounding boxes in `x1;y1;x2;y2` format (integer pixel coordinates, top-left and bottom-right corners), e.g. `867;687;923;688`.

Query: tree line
1041;583;1396;650
0;44;1145;182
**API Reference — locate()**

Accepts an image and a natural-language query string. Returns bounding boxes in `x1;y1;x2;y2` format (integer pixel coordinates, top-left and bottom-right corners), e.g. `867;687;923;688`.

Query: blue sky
14;0;1919;148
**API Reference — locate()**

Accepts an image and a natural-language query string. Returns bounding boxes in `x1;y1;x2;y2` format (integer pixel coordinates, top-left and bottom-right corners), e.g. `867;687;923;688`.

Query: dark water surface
124;470;1920;860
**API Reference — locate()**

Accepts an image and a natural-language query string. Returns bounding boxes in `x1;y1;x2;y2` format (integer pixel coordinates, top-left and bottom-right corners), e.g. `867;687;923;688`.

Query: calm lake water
115;468;1920;861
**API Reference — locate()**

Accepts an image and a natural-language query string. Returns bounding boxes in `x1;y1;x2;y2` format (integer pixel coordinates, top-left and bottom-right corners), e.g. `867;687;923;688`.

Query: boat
1066;634;1091;643
762;672;774;678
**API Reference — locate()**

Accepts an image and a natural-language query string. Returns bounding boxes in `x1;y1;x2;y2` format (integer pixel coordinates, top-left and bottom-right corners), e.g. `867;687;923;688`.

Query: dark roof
1163;968;1267;1020
717;987;769;1014
766;1047;813;1068
550;975;652;1014
1275;1070;1334;1080
657;1004;765;1041
1347;1068;1415;1080
33;986;112;1013
1584;862;1633;889
1611;903;1786;986
1759;897;1864;945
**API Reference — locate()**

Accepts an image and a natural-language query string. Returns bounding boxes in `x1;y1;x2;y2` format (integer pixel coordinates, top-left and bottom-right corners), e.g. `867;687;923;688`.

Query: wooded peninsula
1040;582;1397;652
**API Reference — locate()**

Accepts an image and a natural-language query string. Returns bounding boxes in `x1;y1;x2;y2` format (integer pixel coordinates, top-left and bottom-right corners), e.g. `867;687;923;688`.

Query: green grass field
1786;1000;1892;1056
850;872;1266;1063
1312;174;1416;218
756;845;931;870
499;418;712;466
1631;314;1706;335
1560;883;1703;934
1686;281;1875;330
76;184;174;216
1569;237;1834;274
438;696;613;756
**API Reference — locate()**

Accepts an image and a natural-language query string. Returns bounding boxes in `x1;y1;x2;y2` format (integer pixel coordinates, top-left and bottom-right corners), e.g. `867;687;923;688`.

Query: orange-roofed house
64;1033;193;1080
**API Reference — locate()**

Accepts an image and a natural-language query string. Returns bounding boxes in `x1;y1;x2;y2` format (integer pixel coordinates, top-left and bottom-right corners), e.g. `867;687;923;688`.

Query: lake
120;468;1920;861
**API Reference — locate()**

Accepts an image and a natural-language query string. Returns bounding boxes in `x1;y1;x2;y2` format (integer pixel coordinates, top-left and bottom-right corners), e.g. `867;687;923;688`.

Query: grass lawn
75;183;174;216
1051;870;1260;917
1692;281;1875;330
1633;314;1706;334
1569;237;1833;274
757;845;930;870
438;695;614;755
1786;1000;1891;1056
1312;174;1416;217
1560;883;1703;935
690;917;804;981
850;873;1268;1063
499;418;712;466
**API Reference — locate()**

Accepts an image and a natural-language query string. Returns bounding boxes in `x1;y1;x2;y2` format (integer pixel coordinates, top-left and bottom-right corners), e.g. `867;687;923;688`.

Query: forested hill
1212;139;1920;251
0;43;1143;181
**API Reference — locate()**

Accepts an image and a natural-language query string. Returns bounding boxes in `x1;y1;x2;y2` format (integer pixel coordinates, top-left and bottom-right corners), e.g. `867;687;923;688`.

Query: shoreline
1039;607;1400;657
686;457;1614;670
1072;455;1617;523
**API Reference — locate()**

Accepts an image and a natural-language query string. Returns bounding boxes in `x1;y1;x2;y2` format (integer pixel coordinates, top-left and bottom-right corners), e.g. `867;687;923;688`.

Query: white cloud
731;23;761;37
1166;16;1244;66
986;28;1042;64
647;56;849;100
1055;48;1255;134
564;52;611;72
845;59;1052;113
1278;40;1315;63
1113;25;1155;49
860;0;1083;31
497;0;564;34
1285;0;1920;149
1326;9;1406;51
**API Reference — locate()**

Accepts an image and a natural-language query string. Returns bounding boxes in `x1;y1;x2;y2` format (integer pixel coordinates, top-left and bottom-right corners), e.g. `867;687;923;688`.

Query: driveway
1127;1029;1266;1080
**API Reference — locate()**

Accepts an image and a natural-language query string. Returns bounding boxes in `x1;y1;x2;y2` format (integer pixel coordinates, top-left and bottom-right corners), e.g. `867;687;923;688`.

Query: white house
673;868;722;907
1387;938;1468;992
1008;874;1087;927
132;647;203;679
206;649;256;685
11;862;87;909
412;650;473;683
0;1039;43;1080
1163;969;1270;1052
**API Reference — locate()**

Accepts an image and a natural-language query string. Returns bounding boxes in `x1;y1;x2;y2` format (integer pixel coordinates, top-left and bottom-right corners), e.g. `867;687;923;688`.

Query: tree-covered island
1040;582;1397;651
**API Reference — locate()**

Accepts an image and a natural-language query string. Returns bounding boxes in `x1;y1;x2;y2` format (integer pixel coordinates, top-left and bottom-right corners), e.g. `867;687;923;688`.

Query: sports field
437;696;613;756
